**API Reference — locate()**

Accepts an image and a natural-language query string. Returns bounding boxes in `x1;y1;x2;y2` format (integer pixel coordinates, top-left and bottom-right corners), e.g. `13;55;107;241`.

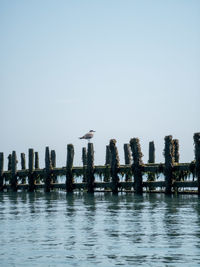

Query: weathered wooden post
82;147;87;182
164;135;174;194
35;152;39;169
0;153;4;191
51;150;56;168
130;138;143;194
8;154;12;171
45;147;52;192
21;153;26;184
11;151;17;191
21;153;26;169
148;141;155;163
173;139;179;163
109;139;120;194
124;144;132;182
104;145;111;182
105;145;111;165
87;143;95;193
148;141;155;186
194;133;200;195
28;149;35;192
66;144;74;192
51;150;57;183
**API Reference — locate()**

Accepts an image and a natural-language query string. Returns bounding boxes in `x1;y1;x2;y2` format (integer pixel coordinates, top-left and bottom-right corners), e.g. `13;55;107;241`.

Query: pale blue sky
0;0;199;167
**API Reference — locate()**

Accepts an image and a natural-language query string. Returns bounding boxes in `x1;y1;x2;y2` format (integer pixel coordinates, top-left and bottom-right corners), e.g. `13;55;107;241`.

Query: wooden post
109;139;120;194
8;154;12;171
45;147;52;192
28;149;35;192
0;153;4;191
124;144;132;182
82;147;87;182
164;135;174;194
104;145;111;183
51;150;56;168
35;152;39;169
130;138;143;194
21;153;26;169
11;151;17;191
87;143;95;193
173;139;179;163
21;153;26;184
148;141;155;185
194;133;200;194
51;150;57;183
66;144;74;192
148;141;155;163
105;145;111;165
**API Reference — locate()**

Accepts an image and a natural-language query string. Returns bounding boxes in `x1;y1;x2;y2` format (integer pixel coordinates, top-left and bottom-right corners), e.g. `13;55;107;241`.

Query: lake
0;192;200;266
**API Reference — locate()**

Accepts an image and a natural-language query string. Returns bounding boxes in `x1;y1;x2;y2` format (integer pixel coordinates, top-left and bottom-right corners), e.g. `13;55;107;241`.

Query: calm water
0;192;200;267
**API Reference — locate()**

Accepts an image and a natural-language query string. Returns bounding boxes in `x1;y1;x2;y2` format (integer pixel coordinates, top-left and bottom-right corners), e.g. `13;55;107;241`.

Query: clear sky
0;0;199;168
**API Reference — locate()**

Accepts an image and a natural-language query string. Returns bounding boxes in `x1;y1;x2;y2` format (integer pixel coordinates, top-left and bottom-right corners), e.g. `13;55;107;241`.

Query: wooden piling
51;150;57;183
104;145;111;182
45;147;52;192
28;149;35;192
11;151;17;191
148;141;155;186
0;153;4;191
124;144;132;182
173;139;180;163
21;153;26;169
35;152;39;169
164;135;174;194
109;139;120;194
130;138;143;194
82;147;87;183
51;150;56;168
66;144;74;192
105;145;111;165
148;141;155;163
194;133;200;194
21;153;26;184
87;143;95;193
8;154;12;171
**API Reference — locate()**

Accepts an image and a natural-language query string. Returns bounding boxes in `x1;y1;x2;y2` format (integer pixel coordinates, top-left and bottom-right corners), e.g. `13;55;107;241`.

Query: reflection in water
0;192;200;266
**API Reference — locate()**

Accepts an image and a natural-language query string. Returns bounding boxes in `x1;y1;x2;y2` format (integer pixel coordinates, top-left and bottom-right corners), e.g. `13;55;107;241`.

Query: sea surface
0;191;200;267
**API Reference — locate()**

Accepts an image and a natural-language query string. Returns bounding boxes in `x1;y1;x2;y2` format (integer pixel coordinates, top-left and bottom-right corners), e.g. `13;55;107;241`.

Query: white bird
79;130;96;142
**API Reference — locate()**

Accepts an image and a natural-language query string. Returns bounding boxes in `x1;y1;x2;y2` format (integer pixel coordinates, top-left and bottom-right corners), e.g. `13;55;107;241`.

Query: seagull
79;130;96;142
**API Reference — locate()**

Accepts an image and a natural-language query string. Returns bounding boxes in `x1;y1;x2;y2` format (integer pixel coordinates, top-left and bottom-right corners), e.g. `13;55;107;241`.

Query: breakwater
0;133;200;194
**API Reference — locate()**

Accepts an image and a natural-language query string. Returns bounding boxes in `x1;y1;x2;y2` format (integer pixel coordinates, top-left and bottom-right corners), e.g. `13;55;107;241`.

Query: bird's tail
79;137;84;139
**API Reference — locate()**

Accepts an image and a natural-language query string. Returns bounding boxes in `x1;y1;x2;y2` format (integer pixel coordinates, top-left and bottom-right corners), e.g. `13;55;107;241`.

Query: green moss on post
28;149;35;192
130;138;143;194
82;147;87;183
109;139;120;194
66;144;74;192
45;147;52;192
87;143;95;193
0;153;4;191
194;133;200;195
11;151;17;191
164;136;174;194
